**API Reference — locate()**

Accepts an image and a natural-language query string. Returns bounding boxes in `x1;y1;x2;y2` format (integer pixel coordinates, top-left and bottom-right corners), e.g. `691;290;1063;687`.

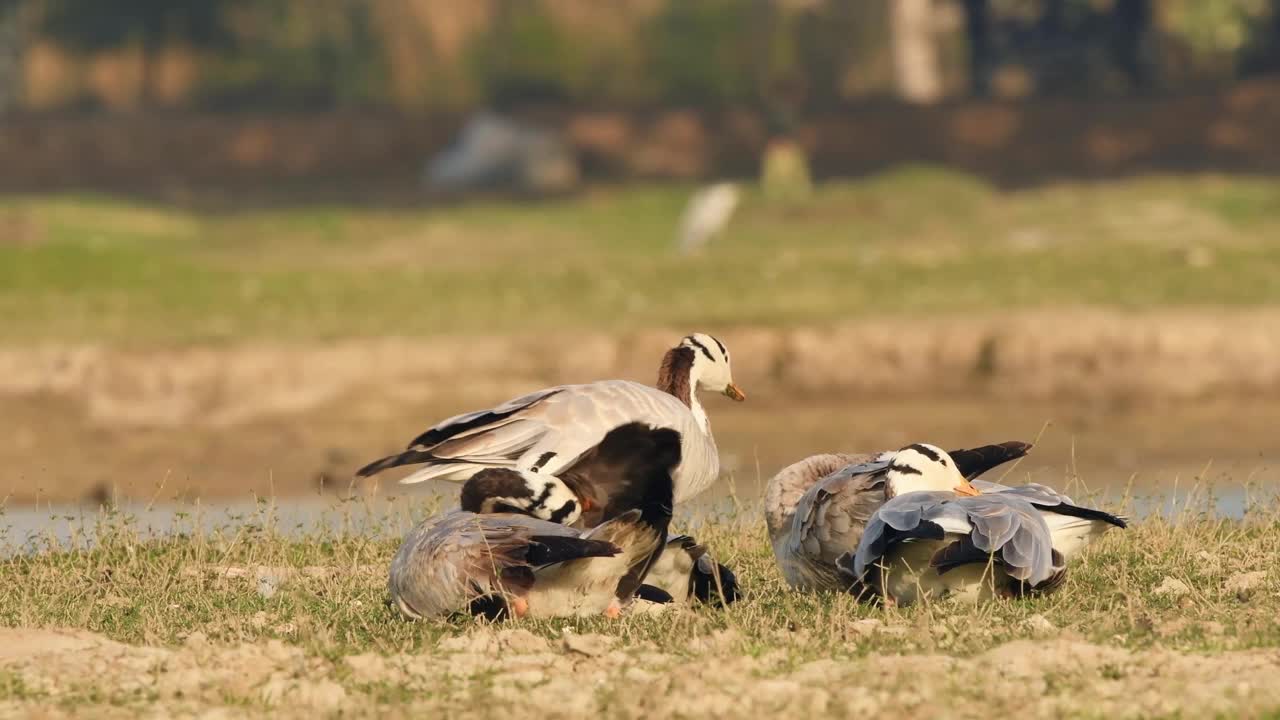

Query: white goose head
461;468;584;525
883;443;981;498
658;333;745;410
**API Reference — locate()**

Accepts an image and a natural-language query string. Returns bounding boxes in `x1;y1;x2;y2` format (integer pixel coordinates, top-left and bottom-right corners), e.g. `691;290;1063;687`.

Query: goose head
658;333;745;407
461;468;584;525
883;443;981;498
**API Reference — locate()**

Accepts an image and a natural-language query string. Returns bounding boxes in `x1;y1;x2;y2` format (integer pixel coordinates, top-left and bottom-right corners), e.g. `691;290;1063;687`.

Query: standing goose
766;442;1031;591
840;451;1126;605
358;333;743;505
389;423;681;620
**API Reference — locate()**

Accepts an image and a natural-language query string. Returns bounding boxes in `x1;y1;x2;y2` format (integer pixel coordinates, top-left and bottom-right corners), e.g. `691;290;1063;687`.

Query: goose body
390;422;682;620
766;442;1029;591
631;534;741;613
358;334;743;505
843;480;1126;605
389;509;662;619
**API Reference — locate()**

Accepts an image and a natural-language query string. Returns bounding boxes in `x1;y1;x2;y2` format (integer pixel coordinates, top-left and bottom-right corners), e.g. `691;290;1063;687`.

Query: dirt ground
3;625;1279;718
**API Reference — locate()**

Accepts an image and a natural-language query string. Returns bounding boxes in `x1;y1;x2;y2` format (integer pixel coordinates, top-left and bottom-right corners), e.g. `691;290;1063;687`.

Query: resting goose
358;333;743;505
389;423;681;620
631;534;741;613
840;451;1127;605
766;442;1032;591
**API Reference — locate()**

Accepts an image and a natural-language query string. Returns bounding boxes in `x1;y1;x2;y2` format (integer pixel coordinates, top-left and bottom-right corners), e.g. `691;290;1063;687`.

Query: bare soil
4;626;1280;718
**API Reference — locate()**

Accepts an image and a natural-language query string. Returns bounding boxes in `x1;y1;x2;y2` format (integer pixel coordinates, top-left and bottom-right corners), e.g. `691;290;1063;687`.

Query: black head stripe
888;462;923;476
686;336;716;362
529;483;554;509
548;500;578;524
710;335;727;356
531;451;557;471
906;444;942;463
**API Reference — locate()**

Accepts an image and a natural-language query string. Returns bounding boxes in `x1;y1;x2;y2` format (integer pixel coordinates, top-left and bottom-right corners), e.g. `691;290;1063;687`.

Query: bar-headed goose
358;333;743;505
389;423;681;620
766;442;1031;591
839;451;1126;605
631;534;741;613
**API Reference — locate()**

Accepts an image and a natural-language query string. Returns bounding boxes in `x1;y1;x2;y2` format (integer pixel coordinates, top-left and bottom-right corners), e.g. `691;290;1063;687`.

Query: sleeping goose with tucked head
358;333;743;505
840;448;1126;605
768;441;1065;591
388;423;681;620
630;534;741;613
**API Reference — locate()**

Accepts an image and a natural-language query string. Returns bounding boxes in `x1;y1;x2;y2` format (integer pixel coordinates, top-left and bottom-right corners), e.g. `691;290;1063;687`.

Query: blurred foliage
1164;0;1271;55
203;0;387;108
40;0;244;51
13;0;1280;111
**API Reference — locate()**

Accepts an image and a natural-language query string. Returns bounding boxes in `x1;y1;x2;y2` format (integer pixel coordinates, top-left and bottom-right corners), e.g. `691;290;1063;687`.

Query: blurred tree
889;0;943;103
0;0;29;114
39;0;245;106
201;0;386;109
1163;0;1273;77
647;0;755;105
471;1;577;106
961;0;993;96
1109;0;1151;89
1241;0;1280;73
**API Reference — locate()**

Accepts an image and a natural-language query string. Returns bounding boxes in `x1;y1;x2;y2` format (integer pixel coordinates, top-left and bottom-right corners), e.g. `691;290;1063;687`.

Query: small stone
1202;621;1226;636
562;632;614;657
1225;571;1267;598
1154;576;1191;598
1024;614;1057;635
849;619;884;637
1155;619;1189;638
257;575;279;599
498;629;549;653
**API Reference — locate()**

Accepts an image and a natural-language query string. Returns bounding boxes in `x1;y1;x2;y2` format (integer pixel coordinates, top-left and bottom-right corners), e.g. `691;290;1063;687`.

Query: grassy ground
2;169;1280;344
2;493;1279;718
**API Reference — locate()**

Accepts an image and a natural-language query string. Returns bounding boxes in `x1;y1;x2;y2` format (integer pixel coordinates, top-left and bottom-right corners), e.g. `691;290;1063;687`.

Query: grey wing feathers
357;389;560;478
847;491;1059;587
971;480;1128;528
789;459;891;563
388;511;620;618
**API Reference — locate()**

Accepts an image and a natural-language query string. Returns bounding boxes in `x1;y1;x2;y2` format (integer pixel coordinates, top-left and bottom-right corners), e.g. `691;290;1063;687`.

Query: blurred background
1;0;1279;527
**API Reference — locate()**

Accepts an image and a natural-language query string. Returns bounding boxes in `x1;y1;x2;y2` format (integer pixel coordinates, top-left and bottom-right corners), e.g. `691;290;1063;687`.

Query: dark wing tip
692;560;741;606
524;536;621;566
636;584;675;604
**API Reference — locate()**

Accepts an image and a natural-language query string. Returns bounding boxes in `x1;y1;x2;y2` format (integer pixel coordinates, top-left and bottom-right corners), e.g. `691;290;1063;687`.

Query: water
1;477;1266;558
4;395;1277;555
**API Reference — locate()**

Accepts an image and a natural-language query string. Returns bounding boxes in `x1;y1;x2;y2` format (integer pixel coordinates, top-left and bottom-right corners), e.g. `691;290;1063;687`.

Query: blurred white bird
676;182;739;255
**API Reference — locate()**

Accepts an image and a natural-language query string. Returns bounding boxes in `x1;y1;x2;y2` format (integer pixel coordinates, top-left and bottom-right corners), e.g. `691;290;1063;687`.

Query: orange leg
510;596;529;618
603;598;622;619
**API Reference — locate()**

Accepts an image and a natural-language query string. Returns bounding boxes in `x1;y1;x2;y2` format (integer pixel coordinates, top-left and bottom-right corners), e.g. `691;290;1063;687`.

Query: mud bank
1;309;1277;429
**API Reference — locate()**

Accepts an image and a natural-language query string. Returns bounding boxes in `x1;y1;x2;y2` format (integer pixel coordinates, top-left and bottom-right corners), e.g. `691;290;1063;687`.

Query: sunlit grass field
1;491;1279;716
2;169;1279;345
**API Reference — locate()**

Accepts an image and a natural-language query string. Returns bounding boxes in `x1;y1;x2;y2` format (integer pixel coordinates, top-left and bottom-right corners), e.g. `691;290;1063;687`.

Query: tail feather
524;536;621;566
1039;503;1128;529
356;450;442;478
